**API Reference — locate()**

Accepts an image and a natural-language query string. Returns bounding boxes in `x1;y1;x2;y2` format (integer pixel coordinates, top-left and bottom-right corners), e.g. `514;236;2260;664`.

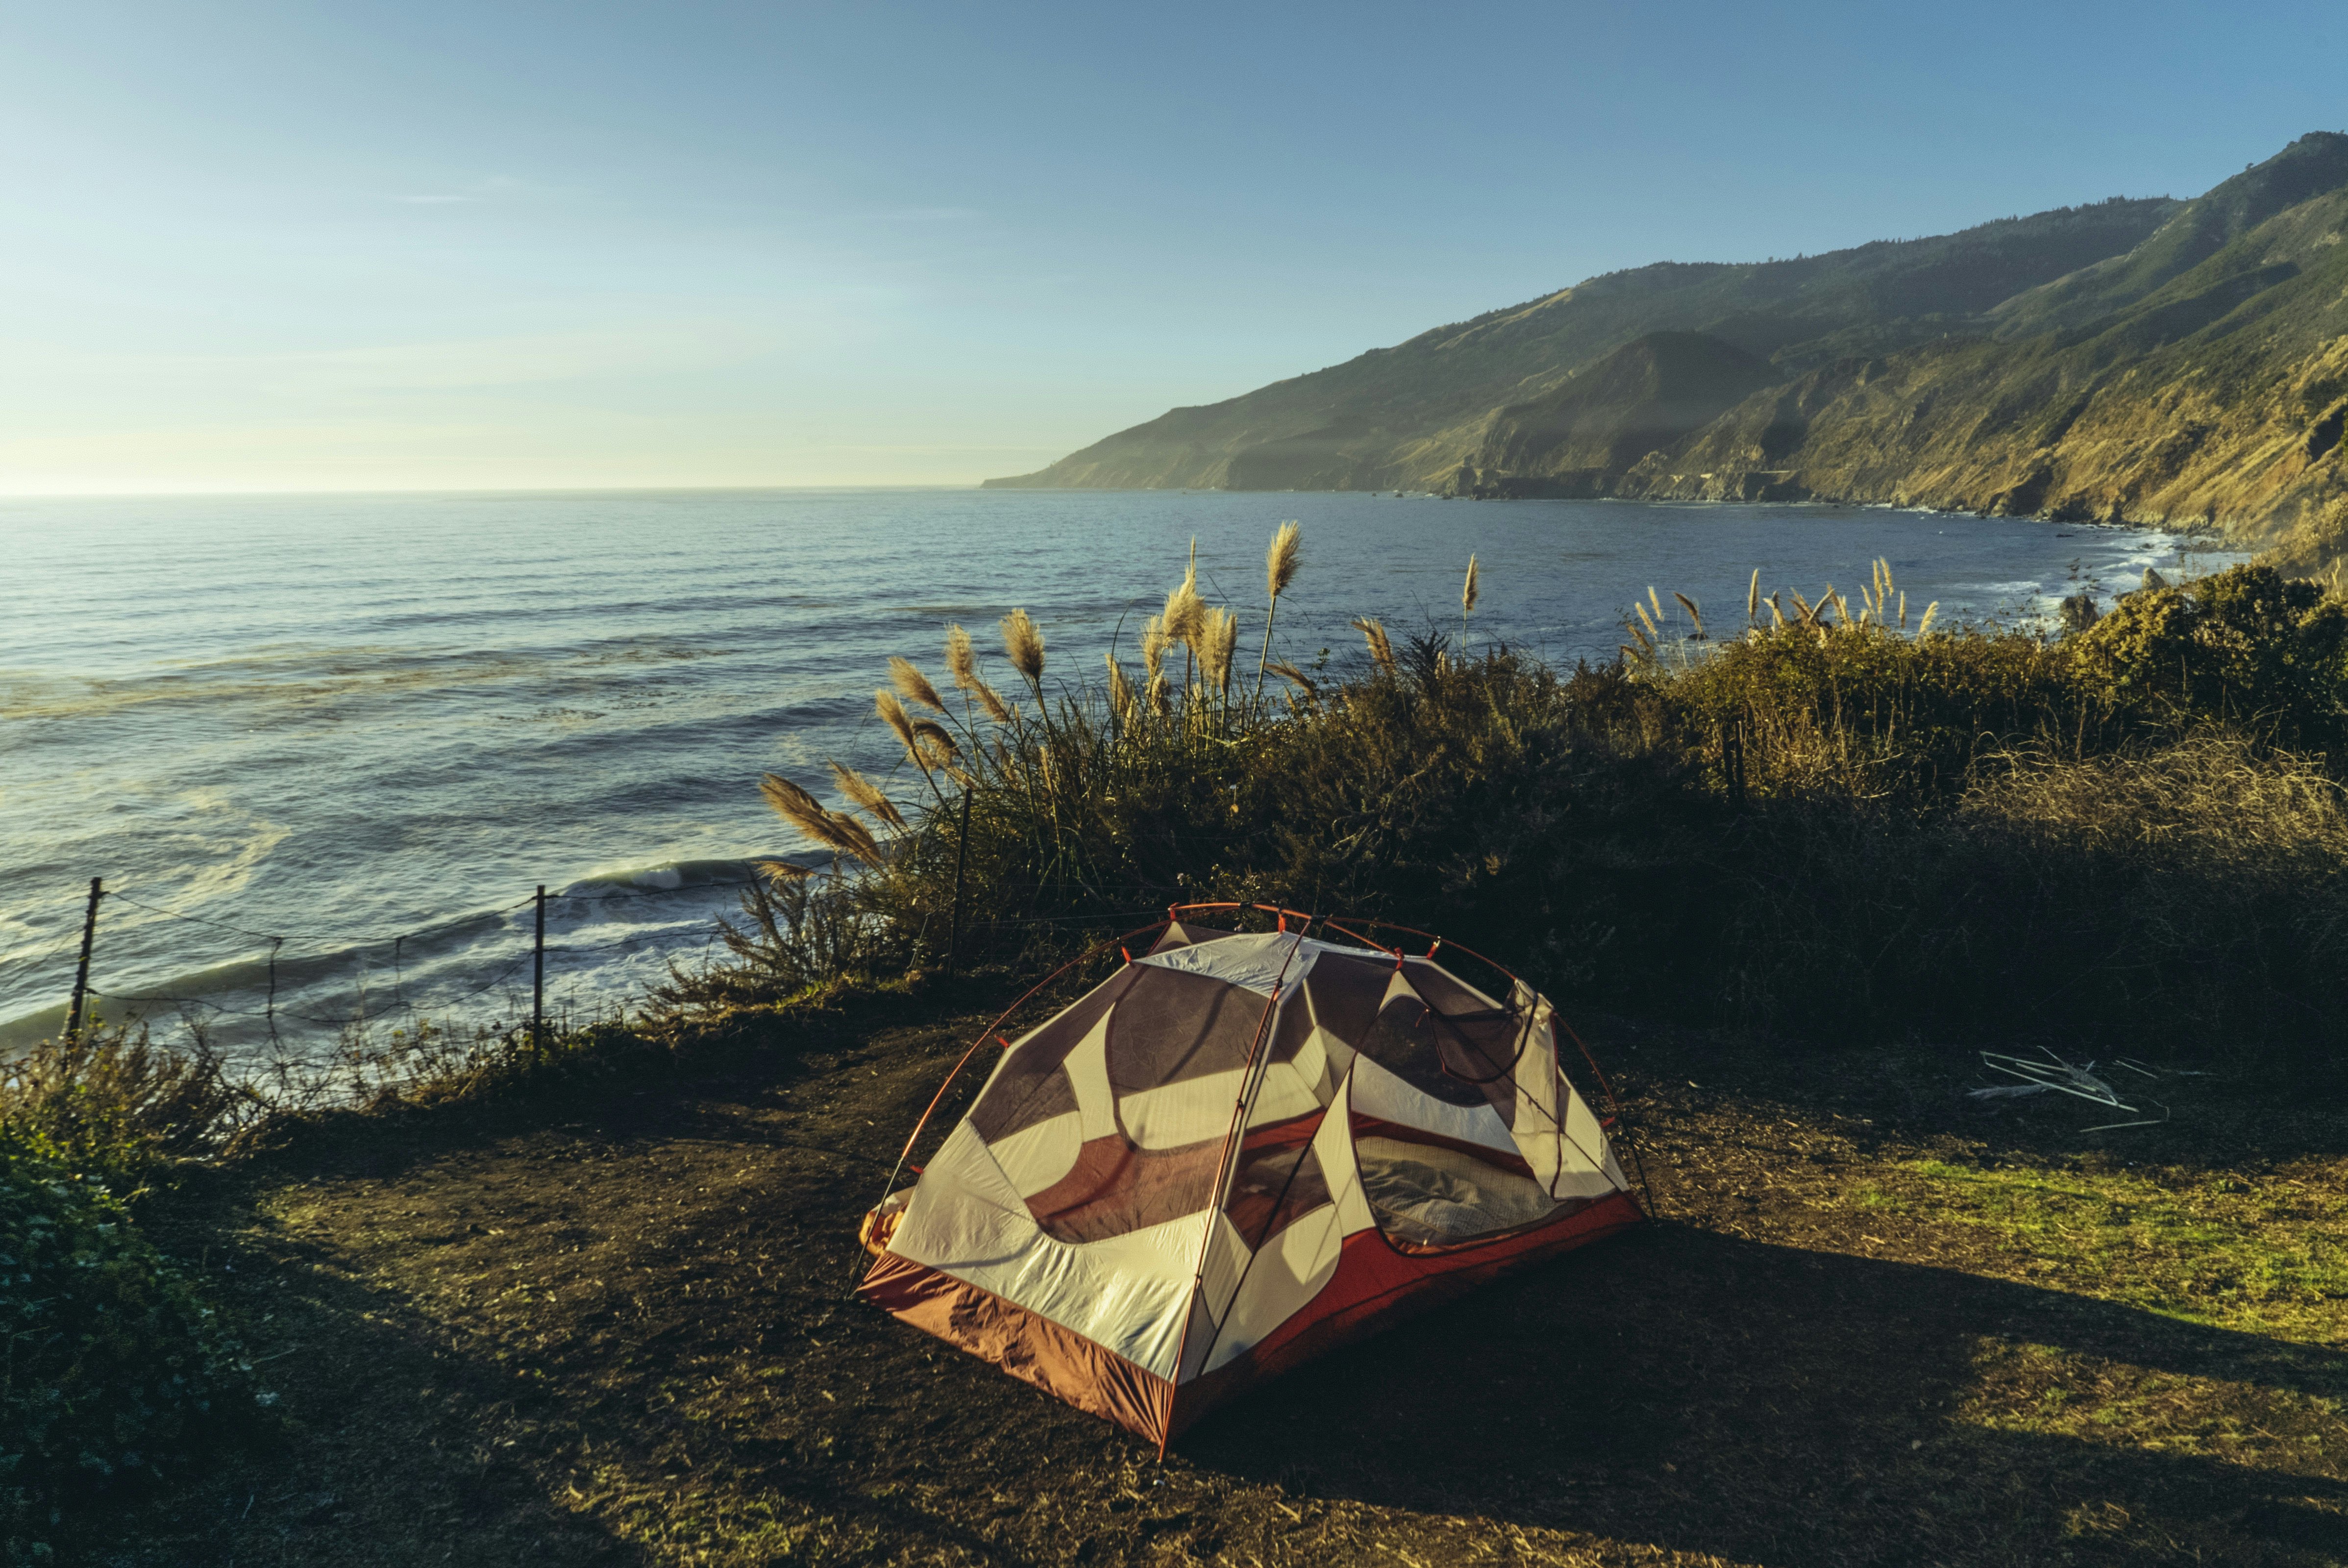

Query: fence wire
18;872;1188;1054
18;876;761;1050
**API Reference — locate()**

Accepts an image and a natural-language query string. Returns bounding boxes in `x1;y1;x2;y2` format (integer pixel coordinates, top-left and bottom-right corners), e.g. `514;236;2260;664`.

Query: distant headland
989;133;2348;567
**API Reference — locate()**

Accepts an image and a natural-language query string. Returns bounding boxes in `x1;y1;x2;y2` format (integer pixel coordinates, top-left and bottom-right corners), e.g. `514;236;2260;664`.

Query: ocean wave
561;857;768;897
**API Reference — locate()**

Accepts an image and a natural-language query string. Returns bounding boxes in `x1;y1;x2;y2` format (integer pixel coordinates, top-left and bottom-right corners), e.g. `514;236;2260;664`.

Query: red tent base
1169;1188;1645;1442
861;1188;1644;1449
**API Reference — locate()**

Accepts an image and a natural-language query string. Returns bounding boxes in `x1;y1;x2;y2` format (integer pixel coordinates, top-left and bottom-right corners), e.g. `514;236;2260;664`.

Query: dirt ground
100;993;2347;1567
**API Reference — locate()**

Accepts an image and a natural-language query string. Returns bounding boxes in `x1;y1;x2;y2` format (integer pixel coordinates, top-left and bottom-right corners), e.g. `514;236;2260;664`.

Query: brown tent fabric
860;920;1640;1448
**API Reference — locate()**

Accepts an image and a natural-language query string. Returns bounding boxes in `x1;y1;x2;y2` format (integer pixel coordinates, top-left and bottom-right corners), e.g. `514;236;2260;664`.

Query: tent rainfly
857;907;1644;1451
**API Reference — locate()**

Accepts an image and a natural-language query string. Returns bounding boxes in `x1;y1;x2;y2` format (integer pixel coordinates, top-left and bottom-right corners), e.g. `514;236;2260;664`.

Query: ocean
0;487;2236;1060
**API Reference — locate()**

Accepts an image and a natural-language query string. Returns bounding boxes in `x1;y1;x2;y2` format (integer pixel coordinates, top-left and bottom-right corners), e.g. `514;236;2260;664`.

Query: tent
857;906;1644;1451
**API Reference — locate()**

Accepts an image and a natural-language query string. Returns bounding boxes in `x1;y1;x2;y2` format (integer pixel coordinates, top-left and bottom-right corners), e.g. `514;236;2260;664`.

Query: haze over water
0;488;2234;1057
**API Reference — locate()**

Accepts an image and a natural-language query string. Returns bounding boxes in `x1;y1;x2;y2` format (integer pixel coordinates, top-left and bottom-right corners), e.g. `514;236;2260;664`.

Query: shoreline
981;478;2263;545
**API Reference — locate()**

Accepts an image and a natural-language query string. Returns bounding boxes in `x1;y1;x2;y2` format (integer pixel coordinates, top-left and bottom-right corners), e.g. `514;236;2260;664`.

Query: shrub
722;541;2348;1070
0;1137;265;1559
0;1025;247;1183
2069;563;2348;748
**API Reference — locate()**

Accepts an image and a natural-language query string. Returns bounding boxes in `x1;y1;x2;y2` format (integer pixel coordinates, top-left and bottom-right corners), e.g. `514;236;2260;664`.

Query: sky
2;0;2343;494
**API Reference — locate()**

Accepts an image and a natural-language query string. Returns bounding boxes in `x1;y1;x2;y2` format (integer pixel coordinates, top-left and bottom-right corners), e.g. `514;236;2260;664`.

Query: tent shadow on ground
1184;1223;2348;1566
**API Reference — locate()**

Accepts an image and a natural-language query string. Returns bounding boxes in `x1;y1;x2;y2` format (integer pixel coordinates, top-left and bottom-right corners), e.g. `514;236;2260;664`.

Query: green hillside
989;133;2348;562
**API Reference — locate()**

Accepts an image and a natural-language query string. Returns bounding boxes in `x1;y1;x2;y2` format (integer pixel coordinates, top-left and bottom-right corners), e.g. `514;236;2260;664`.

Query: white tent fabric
861;924;1642;1446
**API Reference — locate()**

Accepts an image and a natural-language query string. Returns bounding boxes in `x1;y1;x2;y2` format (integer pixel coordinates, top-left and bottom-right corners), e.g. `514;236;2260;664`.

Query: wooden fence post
533;885;547;1046
946;785;973;980
64;877;103;1045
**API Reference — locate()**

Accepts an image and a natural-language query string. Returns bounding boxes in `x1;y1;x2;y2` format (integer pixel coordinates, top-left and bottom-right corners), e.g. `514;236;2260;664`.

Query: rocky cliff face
991;133;2348;564
1610;140;2348;560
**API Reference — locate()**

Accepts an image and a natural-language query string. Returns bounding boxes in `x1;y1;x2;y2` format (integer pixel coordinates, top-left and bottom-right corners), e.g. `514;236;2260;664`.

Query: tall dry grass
714;550;2348;1066
0;1025;247;1177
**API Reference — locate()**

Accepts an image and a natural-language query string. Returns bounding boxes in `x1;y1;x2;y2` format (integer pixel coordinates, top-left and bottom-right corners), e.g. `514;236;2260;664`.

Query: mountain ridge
989;133;2348;564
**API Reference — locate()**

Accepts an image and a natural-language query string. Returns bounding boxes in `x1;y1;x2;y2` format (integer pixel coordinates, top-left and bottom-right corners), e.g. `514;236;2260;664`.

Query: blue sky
3;0;2341;492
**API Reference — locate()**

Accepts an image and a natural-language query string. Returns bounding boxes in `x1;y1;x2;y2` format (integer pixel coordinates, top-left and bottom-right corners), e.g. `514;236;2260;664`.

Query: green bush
2069;564;2348;747
0;1025;245;1183
0;1136;265;1560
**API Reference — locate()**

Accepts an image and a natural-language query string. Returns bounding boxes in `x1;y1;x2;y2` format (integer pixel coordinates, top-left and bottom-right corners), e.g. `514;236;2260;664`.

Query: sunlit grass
1858;1157;2348;1345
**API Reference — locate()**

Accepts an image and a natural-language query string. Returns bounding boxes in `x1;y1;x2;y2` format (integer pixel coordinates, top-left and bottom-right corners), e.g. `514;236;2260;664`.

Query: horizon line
0;481;1011;502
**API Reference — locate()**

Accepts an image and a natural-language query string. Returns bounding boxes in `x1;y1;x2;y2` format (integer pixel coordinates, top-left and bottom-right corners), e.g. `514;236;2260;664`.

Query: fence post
64;877;103;1045
532;885;547;1047
946;785;973;980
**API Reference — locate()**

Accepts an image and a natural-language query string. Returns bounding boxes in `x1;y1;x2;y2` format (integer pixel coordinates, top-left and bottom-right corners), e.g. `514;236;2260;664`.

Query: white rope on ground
1972;1047;2172;1130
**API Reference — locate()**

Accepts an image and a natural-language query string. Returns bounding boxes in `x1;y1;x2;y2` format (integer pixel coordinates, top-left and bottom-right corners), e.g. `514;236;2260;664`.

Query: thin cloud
384;174;543;207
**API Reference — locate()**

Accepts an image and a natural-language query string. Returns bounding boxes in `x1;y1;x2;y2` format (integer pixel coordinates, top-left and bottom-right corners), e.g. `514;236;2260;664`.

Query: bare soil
100;995;2348;1567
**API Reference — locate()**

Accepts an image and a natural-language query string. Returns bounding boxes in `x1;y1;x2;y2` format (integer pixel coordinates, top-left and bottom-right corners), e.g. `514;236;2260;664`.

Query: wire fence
18;870;1206;1067
23;875;763;1060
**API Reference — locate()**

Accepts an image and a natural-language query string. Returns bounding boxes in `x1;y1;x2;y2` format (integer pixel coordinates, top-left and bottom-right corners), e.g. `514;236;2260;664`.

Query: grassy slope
101;997;2346;1568
1989;133;2348;340
1624;160;2348;546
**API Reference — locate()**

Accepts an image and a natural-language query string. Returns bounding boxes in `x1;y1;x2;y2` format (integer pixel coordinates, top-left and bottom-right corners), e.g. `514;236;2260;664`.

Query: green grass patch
1870;1157;2348;1343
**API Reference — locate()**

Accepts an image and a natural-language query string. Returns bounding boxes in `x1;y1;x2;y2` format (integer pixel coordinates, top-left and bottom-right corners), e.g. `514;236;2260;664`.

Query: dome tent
858;905;1644;1452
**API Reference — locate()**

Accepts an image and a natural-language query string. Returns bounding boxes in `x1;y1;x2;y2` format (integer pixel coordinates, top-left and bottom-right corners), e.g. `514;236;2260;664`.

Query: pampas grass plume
875;688;920;756
890;656;948;715
942;621;1013;721
1267;521;1301;601
760;772;829;837
944;624;978;690
910;719;960;761
1266;660;1317;697
760;772;884;867
1202;606;1238;693
1163;569;1206;648
1462;554;1480;617
1673;591;1705;638
1141;614;1169;682
829;812;884;867
1000;608;1046;689
827;760;906;831
1106;652;1138;725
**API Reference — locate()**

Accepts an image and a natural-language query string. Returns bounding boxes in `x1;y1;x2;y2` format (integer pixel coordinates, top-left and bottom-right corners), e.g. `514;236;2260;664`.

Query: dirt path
108;1005;2347;1566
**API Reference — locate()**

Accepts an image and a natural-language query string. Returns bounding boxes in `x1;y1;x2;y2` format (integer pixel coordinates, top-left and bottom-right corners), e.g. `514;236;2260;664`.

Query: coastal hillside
987;195;2181;491
989;133;2348;561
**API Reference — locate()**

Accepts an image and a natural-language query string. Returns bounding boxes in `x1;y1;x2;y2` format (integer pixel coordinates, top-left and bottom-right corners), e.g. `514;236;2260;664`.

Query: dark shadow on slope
1184;1225;2348;1568
91;1207;645;1566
